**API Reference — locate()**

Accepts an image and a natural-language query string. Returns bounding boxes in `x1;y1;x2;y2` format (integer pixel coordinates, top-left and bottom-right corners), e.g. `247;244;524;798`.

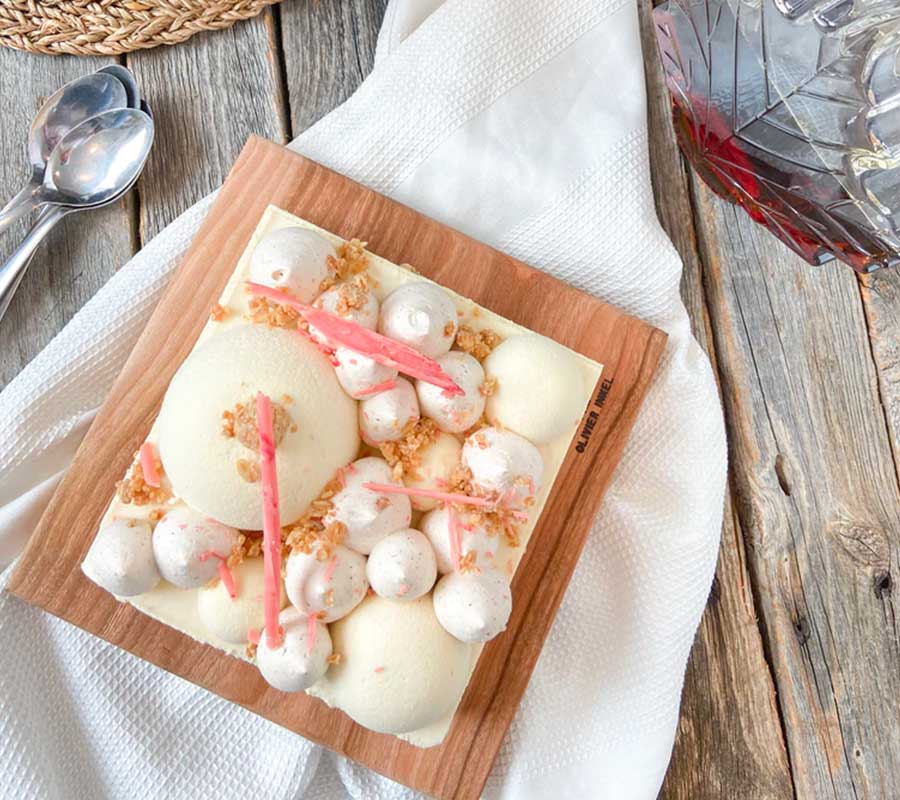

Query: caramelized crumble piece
222;399;293;451
334;281;371;315
237;532;264;559
326;653;342;666
148;509;165;523
246;295;301;329
443;321;456;337
236;458;261;483
479;377;498;397
458;551;481;575
281;394;294;405
375;496;391;511
116;457;171;506
454;325;502;361
324;588;335;607
319;239;369;292
284;475;345;555
378;418;440;481
246;642;258;660
209;303;230;322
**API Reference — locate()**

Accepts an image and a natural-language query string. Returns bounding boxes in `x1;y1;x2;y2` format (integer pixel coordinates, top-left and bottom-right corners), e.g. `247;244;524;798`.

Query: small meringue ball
326;458;411;554
416;351;485;433
82;518;159;597
333;347;399;399
379;282;458;358
152;507;240;589
309;285;379;344
359;378;420;443
285;544;368;622
257;607;332;692
197;557;286;644
461;427;543;508
366;529;437;601
421;507;499;574
433;568;512;643
484;334;585;444
403;431;462;511
249;227;334;303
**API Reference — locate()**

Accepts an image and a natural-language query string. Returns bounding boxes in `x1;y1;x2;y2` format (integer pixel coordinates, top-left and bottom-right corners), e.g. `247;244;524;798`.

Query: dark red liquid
671;100;896;273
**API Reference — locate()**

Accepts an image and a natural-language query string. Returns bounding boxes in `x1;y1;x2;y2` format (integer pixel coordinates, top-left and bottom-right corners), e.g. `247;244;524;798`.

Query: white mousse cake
82;206;603;748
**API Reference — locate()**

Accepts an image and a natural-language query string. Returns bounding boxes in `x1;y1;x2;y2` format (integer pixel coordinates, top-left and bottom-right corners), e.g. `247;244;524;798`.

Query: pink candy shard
361;482;492;507
355;379;397;396
218;561;237;599
447;508;462;571
323;555;339;583
139;442;161;488
247;281;462;395
256;392;283;650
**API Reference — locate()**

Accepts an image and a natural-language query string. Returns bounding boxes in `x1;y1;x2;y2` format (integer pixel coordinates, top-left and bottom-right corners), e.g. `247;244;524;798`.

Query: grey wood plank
859;270;900;464
280;0;387;136
689;152;900;797
638;4;794;797
0;52;137;390
126;14;288;242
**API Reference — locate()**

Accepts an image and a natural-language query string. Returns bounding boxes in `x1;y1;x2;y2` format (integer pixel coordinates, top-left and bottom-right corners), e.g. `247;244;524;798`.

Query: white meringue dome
285;545;368;622
358;377;419;443
248;226;333;303
461;426;543;508
433;569;512;643
403;431;462;511
82;518;159;597
310;285;379;344
320;595;471;734
325;458;411;554
378;282;458;358
416;351;485;433
333;347;398;400
366;528;437;601
157;325;359;530
484;334;585;444
152;507;240;589
421;507;499;574
256;607;332;692
197;557;286;644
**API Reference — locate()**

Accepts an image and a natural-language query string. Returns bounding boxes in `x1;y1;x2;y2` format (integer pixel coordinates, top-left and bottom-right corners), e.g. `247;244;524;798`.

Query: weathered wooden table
2;2;898;797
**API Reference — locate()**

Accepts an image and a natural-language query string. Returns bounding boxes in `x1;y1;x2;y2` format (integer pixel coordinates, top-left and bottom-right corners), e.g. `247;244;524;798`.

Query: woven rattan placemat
0;0;282;56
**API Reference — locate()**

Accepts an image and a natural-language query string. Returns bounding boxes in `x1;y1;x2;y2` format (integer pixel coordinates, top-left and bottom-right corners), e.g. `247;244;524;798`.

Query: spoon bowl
43;108;154;207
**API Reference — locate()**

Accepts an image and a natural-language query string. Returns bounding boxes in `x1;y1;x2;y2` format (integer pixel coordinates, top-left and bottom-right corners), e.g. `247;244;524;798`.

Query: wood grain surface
3;1;900;796
7;137;666;800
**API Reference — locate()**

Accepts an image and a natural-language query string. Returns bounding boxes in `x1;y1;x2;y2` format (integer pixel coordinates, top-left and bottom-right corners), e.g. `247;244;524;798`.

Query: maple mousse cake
82;206;603;747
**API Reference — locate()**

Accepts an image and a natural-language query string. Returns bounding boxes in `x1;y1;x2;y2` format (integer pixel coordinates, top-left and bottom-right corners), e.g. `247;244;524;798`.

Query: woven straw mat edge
0;0;283;56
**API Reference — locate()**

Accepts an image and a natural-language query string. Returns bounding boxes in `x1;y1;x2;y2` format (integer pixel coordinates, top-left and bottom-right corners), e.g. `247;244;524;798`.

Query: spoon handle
0;183;40;236
0;206;64;325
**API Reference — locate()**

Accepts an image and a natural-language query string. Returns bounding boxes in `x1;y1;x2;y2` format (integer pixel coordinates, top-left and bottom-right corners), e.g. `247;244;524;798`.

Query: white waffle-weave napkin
0;1;726;797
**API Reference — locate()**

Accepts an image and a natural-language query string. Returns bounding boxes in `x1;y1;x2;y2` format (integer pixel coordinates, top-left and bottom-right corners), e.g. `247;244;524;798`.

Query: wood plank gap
266;4;295;141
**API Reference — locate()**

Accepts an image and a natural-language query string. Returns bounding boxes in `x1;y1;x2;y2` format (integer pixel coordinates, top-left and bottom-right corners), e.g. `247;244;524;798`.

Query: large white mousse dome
157;325;359;529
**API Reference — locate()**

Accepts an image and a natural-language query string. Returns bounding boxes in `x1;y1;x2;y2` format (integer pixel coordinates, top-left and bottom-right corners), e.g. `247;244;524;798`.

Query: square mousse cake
81;206;603;747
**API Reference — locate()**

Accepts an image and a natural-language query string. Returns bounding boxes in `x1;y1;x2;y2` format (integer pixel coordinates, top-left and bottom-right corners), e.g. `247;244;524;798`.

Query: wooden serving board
8;137;666;800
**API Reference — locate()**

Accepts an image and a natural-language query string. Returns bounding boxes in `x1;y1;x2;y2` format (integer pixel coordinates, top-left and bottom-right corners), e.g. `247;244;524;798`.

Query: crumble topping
319;239;370;293
445;462;522;549
222;399;293;451
479;377;498;397
454;325;502;361
326;653;342;666
458;551;480;575
334;279;372;316
210;303;230;322
378;418;440;482
246;294;301;329
284;476;348;557
116;455;170;506
443;321;455;337
246;642;258;659
236;458;261;483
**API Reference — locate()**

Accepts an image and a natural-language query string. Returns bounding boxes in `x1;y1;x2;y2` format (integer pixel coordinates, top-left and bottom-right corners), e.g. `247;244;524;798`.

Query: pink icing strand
323;555;339;583
139;442;161;487
218;561;237;599
355;379;397;396
306;613;318;656
246;282;462;395
361;482;493;507
448;507;462;571
256;392;283;650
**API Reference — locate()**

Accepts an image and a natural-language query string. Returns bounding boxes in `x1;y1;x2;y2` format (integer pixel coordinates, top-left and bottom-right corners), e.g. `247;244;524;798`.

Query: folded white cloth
0;1;726;798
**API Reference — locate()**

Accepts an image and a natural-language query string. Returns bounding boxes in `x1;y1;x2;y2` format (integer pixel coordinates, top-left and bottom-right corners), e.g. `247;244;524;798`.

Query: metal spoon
0;108;154;323
0;72;128;235
96;65;141;110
